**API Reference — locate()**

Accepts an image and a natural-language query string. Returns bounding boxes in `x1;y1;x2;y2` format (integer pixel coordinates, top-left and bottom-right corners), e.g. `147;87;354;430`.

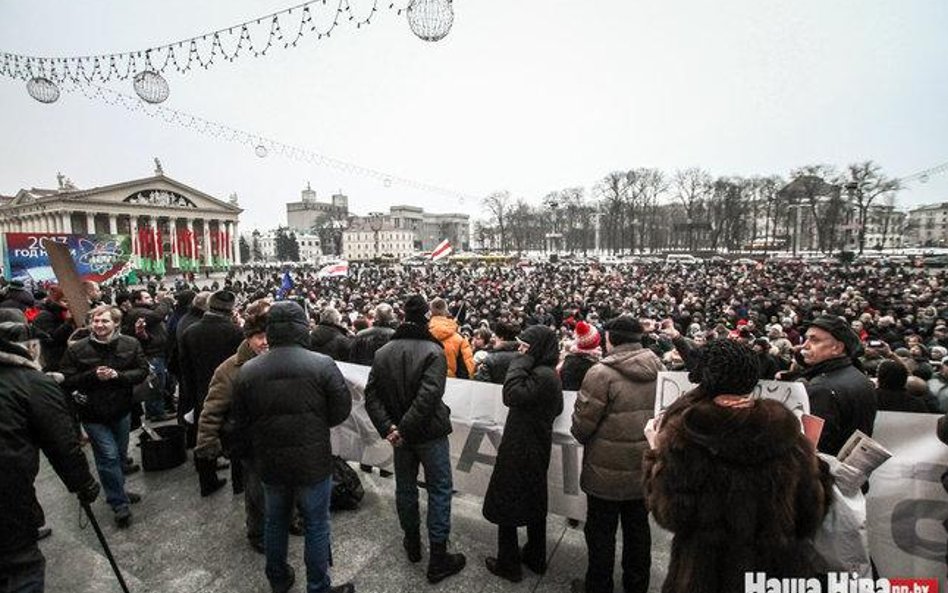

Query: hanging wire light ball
254;145;269;158
133;70;170;104
26;77;60;104
407;0;454;42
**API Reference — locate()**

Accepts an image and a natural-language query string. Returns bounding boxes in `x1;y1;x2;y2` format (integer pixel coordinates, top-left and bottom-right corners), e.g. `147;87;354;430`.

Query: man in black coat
473;321;521;384
309;307;352;362
364;295;466;584
0;323;100;590
349;303;397;365
232;301;353;593
791;315;878;455
169;291;209;426
60;305;149;528
123;289;174;421
180;290;243;495
31;285;75;372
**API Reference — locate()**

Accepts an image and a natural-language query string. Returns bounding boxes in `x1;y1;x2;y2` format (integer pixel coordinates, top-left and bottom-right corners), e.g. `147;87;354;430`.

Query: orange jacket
429;316;475;378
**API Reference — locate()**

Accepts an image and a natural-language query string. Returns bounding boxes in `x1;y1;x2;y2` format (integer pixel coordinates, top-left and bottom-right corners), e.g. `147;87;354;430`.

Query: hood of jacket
602;343;663;382
0;337;40;370
428;315;460;341
267;301;310;348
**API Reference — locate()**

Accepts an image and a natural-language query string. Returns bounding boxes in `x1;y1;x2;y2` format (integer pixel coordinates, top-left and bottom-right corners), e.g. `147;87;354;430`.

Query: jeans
584;496;650;593
243;459;264;545
144;356;169;420
0;551;45;593
263;477;333;593
393;436;453;544
83;415;131;511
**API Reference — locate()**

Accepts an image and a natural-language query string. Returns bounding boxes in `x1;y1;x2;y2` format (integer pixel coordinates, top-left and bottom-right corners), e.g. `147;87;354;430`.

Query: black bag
330;456;364;511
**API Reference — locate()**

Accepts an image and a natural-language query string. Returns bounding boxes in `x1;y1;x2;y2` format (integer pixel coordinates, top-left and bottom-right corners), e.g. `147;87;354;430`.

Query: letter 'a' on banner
43;238;90;327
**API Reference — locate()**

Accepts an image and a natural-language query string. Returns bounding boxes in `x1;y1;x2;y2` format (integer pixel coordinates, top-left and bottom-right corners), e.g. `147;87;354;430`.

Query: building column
61;211;73;234
202;220;212;267
169;218;179;269
108;214;118;235
86;212;96;235
130;216;139;265
231;221;241;266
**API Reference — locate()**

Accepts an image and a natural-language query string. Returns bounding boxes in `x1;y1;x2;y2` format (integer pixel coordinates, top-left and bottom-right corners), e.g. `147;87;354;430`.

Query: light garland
4;0;454;103
899;161;948;185
68;82;477;204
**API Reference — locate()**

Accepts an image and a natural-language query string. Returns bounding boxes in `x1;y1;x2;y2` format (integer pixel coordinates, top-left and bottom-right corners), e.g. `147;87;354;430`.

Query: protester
473;321;521;384
196;299;271;552
31;285;74;373
169;291;209;429
570;316;664;593
348;303;397;365
783;315;878;455
180;290;244;495
0;321;100;592
60;305;149;527
482;325;564;583
876;360;927;413
364;294;466;583
644;339;832;593
309;307;352;362
122;288;174;422
428;297;475;379
232;301;354;593
558;320;603;390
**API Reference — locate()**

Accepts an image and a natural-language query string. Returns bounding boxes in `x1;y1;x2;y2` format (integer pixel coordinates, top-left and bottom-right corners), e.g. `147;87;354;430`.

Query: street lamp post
368;212;384;262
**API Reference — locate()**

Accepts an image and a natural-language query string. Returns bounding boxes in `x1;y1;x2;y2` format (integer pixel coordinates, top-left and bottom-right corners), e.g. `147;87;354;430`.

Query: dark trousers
496;522;545;569
584;496;650;593
243;459;265;545
0;552;45;593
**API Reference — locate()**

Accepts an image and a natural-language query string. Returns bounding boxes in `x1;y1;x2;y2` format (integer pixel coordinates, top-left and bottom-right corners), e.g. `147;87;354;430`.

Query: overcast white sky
1;0;946;230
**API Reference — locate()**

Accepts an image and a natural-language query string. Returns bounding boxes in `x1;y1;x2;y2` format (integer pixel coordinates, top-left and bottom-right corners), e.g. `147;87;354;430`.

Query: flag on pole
430;239;452;261
277;270;294;299
317;262;350;278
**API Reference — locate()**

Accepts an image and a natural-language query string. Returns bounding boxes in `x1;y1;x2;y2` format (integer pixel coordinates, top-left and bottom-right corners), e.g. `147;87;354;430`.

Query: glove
77;480;100;504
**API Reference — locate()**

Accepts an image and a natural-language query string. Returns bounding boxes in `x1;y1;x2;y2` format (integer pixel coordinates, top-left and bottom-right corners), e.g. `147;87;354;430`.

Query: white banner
331;363;948;580
867;412;948;584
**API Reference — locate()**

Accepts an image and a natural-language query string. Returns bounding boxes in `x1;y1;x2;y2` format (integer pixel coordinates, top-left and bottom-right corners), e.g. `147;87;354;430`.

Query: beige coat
195;339;256;459
570;343;664;501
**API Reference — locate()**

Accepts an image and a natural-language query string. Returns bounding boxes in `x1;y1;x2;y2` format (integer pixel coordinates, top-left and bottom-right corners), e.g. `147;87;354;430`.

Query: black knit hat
687;339;760;397
604;315;643;345
208;290;236;314
404;295;429;325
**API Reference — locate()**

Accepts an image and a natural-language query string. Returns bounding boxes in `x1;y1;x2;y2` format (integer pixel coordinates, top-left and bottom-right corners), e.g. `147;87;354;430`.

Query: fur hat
688;339;760;397
242;300;271;338
404;295;429;325
574;321;601;351
208;290;236;314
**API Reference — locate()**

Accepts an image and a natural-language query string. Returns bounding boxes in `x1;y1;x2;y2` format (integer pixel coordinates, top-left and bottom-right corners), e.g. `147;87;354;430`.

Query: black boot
485;556;523;582
403;532;422;563
196;457;227;497
521;544;547;575
427;541;465;584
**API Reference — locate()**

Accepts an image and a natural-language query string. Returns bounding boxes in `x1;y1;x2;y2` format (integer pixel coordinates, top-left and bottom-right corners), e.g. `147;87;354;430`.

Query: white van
665;254;699;265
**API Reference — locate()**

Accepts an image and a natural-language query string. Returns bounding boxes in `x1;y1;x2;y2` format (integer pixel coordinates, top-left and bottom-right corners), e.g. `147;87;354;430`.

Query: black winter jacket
180;313;243;416
559;352;598;391
310;323;353;362
32;300;75;372
232;302;352;486
794;357;878;455
123;299;173;357
349;324;396;365
364;322;452;445
0;339;94;567
474;342;519;385
60;333;149;424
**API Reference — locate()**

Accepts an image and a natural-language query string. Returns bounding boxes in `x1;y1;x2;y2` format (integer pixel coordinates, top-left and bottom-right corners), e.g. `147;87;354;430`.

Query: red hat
575;321;601;351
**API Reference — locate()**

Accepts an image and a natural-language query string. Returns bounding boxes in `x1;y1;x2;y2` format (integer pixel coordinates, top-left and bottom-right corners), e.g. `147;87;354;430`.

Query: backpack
330;456;364;511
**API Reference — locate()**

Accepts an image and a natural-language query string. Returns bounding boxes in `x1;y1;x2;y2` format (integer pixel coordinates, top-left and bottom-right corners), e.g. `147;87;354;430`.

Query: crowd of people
1;256;946;593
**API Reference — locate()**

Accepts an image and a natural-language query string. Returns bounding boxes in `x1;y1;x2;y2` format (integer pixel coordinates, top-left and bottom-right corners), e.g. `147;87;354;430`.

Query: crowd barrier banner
867;412;948;584
2;232;131;284
331;363;947;579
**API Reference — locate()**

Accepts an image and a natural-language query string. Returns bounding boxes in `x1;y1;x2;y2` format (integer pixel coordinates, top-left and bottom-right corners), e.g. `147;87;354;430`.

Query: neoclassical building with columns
0;168;242;272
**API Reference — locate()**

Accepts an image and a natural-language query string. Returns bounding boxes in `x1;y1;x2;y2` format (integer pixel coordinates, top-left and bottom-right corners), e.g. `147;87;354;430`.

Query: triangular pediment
63;176;242;214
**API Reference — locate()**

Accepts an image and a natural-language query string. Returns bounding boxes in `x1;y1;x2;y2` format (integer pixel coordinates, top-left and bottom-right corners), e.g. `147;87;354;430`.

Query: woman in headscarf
482;325;564;582
643;339;832;593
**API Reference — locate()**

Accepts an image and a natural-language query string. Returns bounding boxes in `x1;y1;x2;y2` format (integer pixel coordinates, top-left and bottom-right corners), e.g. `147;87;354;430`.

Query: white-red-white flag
317;262;349;278
430;239;452;261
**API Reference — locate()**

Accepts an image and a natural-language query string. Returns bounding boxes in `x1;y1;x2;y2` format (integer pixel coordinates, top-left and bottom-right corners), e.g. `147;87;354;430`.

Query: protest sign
653;371;810;417
43;239;90;327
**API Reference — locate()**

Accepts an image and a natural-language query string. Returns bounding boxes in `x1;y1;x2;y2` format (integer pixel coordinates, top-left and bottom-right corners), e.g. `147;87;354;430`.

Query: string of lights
899;160;948;185
66;81;477;204
4;0;454;103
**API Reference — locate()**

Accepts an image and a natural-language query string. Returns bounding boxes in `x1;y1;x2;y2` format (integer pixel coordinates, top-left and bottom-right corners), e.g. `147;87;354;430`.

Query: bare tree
783;165;842;253
842;161;901;254
673;168;713;251
482;191;512;253
594;171;631;254
629;168;667;253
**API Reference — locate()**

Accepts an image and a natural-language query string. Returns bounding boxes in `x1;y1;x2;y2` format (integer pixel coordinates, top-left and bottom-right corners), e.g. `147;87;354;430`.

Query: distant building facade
378;206;470;251
906;202;948;247
342;218;414;261
250;229;322;263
